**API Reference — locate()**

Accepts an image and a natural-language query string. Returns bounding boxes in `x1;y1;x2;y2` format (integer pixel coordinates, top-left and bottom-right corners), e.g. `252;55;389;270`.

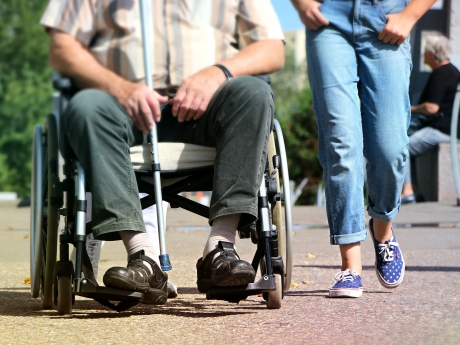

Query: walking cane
139;0;172;271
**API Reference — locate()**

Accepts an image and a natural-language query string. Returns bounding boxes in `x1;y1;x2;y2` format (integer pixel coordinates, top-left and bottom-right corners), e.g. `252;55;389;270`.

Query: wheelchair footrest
206;275;276;303
74;278;143;302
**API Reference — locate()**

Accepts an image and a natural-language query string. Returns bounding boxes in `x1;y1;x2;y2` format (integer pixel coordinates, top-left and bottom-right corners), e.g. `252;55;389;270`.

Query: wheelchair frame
30;86;293;314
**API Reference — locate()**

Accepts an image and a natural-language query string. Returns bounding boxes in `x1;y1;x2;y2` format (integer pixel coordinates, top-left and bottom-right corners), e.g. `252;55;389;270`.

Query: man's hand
116;82;168;134
378;12;416;45
291;0;329;30
48;30;169;134
170;66;227;122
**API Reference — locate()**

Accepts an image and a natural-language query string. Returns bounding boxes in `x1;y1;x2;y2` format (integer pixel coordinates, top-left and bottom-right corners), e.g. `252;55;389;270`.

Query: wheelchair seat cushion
130;143;216;173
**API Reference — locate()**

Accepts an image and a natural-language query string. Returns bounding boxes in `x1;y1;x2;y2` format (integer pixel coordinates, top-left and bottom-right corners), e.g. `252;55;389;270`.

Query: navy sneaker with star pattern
329;269;363;298
369;218;405;288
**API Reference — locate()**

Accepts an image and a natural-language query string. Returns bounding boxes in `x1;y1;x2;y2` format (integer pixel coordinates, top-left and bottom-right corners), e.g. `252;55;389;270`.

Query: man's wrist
213;64;233;80
109;78;134;100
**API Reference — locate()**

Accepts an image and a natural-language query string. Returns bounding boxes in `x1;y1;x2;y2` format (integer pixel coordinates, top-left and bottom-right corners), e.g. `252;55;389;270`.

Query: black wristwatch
214;64;233;80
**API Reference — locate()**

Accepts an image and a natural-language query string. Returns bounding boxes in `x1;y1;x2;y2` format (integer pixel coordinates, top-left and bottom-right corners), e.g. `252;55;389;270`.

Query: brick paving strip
1;201;459;344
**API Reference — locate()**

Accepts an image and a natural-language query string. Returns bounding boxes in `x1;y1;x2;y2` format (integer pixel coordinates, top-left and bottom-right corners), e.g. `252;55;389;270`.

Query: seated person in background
40;0;285;304
401;33;460;204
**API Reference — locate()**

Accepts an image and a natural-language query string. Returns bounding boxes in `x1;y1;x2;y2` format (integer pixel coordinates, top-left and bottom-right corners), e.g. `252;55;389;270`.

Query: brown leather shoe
103;250;168;305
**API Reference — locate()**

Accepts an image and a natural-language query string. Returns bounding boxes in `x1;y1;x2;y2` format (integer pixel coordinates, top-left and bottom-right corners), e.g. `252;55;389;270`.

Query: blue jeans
306;0;412;245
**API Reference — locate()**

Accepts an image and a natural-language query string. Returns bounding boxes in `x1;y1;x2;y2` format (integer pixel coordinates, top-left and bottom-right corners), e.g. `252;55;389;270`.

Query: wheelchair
29;74;293;315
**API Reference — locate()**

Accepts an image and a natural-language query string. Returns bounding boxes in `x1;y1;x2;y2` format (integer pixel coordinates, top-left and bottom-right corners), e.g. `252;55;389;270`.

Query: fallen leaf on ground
23;234;30;239
306;253;316;258
304;261;309;265
290;282;299;288
23;277;31;284
302;280;310;284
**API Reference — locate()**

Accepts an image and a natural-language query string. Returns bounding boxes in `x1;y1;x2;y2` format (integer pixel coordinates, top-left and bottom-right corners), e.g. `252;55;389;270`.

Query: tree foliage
0;0;53;197
271;45;323;204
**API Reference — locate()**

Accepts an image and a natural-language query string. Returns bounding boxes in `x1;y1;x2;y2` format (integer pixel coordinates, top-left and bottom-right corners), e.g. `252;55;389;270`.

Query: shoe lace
334;269;358;282
377;240;399;262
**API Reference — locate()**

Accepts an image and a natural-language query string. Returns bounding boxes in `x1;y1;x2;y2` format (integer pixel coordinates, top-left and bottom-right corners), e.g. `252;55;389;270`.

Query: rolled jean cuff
93;221;146;241
367;203;400;223
330;228;368;245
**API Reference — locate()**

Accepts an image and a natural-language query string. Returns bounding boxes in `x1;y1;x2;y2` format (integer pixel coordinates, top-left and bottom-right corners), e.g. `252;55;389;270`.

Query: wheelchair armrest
255;74;271;85
52;72;74;93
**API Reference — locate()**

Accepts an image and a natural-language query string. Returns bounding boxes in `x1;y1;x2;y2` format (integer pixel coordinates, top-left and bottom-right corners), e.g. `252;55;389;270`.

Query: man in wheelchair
40;0;285;304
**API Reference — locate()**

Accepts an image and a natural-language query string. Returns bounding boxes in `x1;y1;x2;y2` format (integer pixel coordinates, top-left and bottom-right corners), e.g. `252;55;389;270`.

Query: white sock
119;230;159;274
203;214;241;258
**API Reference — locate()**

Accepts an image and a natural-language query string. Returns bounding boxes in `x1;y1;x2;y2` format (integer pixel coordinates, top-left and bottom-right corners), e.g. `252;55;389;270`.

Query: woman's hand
378;12;417;45
292;0;329;30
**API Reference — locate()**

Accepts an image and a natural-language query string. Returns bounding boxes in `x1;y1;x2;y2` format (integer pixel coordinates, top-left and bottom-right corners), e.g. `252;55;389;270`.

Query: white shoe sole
167;281;178;298
329;288;363;298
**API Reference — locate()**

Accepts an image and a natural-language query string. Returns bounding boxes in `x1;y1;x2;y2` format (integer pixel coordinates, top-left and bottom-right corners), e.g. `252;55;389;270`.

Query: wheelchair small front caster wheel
266;274;283;309
57;274;73;315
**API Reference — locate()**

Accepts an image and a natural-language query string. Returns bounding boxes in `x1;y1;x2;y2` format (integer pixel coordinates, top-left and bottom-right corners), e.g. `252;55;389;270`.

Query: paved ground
0;201;459;344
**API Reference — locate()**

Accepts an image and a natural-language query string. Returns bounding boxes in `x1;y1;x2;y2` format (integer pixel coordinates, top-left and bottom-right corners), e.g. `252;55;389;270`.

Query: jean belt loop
373;0;378;7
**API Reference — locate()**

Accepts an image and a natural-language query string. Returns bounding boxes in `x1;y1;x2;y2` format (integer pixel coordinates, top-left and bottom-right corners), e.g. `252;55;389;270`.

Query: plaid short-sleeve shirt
40;0;284;90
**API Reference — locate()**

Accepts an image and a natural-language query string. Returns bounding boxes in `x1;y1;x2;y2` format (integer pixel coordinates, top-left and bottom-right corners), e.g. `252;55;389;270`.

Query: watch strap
213;64;233;80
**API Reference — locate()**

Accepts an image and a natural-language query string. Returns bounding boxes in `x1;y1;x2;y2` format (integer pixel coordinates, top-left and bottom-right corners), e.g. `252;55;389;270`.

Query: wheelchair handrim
31;125;44;298
273;119;293;292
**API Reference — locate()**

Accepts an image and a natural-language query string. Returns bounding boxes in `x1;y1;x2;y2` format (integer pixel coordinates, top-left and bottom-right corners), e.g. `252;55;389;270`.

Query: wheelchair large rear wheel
42;114;60;309
31;116;60;309
260;127;292;309
268;121;293;292
30;125;45;298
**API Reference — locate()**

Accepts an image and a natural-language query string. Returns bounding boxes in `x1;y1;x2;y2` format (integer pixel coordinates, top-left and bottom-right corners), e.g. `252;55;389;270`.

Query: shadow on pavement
404;266;460;272
285;289;392;297
0;288;259;319
285;289;328;297
295;264;460;272
177;287;200;294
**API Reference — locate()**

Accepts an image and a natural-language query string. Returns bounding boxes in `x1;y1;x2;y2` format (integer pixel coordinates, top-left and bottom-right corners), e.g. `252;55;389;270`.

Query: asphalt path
0;202;459;344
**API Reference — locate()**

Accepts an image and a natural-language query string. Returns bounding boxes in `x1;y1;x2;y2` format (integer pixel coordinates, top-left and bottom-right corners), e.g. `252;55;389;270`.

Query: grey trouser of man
63;76;274;241
404;126;451;185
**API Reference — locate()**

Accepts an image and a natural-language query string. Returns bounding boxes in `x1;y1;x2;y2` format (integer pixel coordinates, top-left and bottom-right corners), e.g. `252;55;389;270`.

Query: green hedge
0;0;53;198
